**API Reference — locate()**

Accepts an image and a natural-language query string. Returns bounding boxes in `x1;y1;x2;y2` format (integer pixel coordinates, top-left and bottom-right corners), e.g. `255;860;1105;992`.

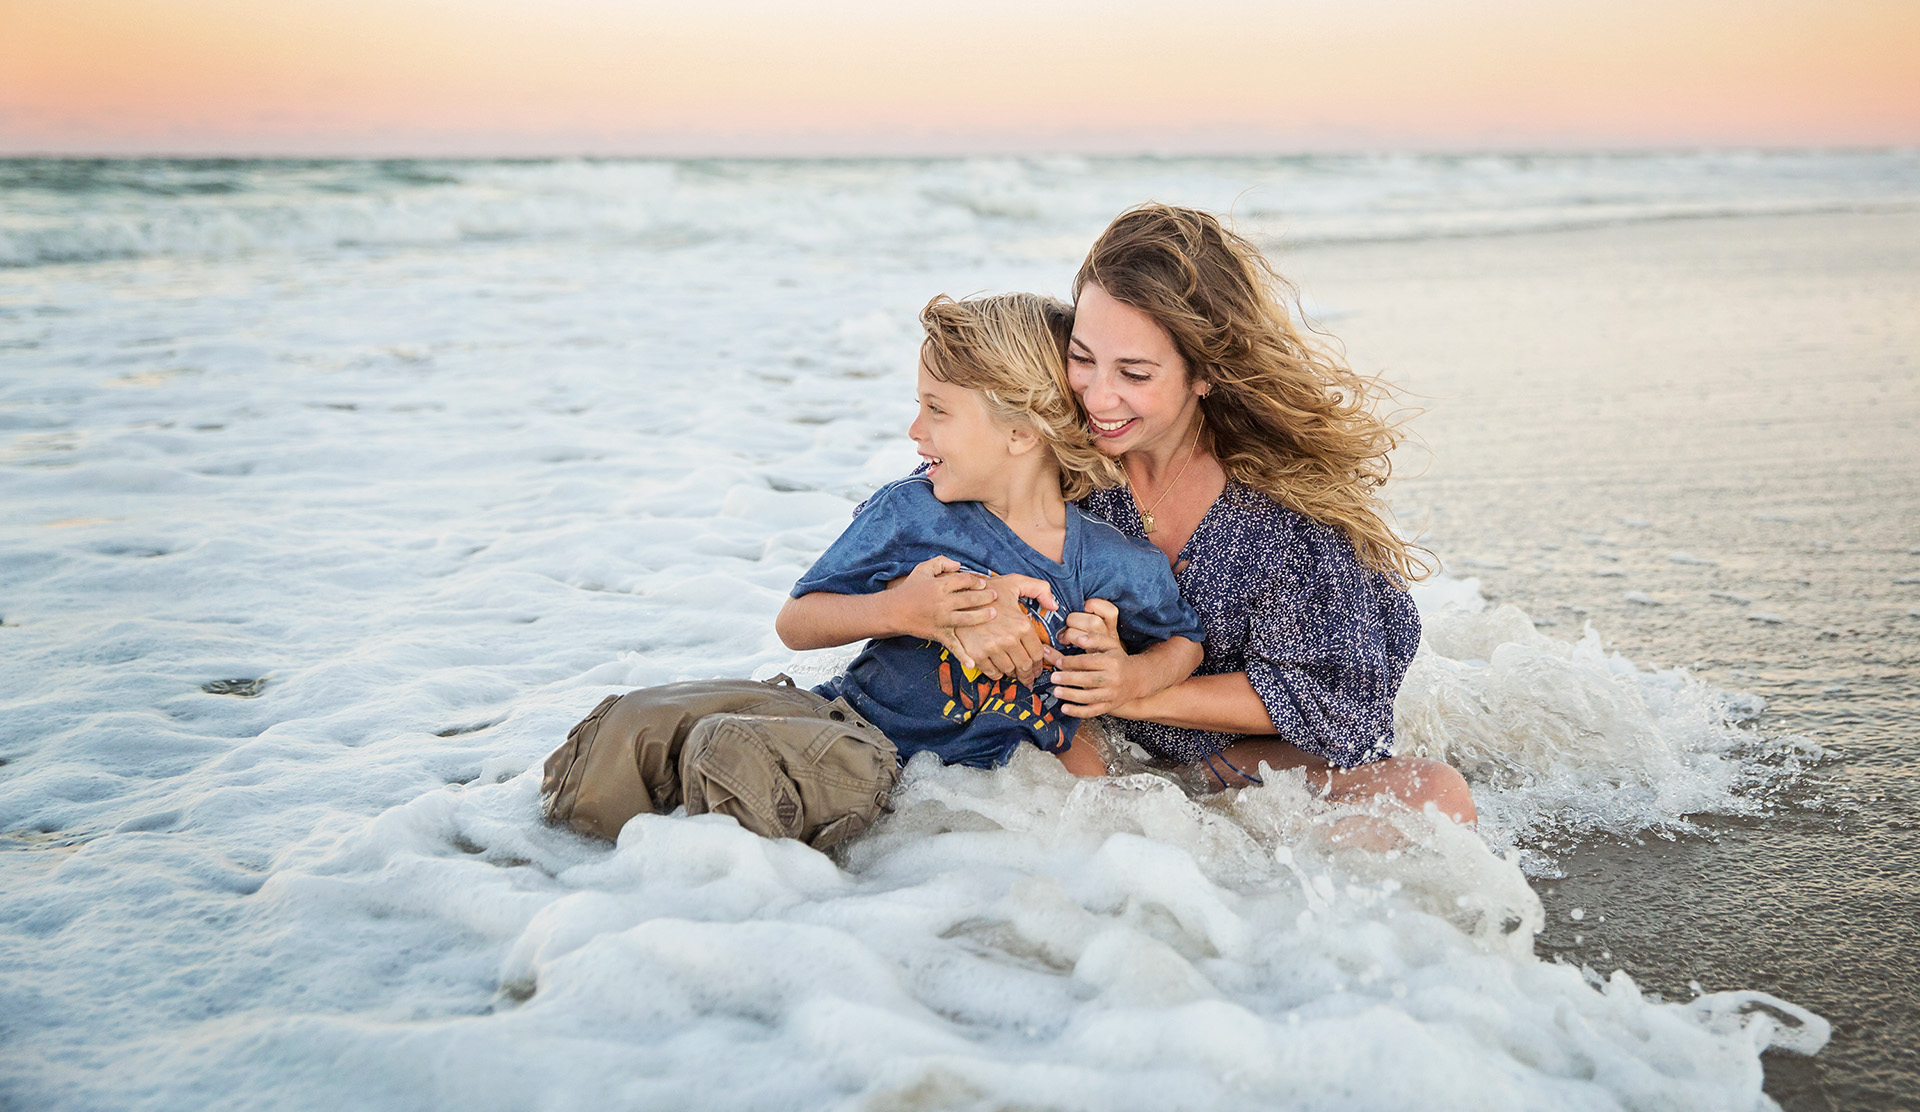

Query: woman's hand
1050;601;1206;720
949;574;1060;681
1049;600;1140;717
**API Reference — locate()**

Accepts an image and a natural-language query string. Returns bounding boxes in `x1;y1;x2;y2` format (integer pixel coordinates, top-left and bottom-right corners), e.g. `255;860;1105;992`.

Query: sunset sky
4;0;1918;155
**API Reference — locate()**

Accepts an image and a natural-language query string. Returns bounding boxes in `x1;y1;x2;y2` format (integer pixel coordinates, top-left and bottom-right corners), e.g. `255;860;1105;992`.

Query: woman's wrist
1121;637;1201;709
1114;653;1152;707
1105;683;1160;721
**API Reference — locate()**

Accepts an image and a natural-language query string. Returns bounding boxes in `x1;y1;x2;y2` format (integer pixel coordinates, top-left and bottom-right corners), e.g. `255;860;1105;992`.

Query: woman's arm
1107;672;1277;733
1045;599;1276;732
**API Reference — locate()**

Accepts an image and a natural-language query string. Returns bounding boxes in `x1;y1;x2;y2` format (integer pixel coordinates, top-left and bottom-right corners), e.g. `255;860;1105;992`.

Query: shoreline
1287;208;1920;1110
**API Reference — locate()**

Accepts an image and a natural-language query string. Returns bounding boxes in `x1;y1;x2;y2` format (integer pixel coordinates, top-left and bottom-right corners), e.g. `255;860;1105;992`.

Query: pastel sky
4;0;1917;155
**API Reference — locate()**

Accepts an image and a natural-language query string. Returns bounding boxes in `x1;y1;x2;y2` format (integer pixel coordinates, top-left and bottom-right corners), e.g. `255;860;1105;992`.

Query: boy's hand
1050;599;1138;717
952;574;1059;682
882;556;998;671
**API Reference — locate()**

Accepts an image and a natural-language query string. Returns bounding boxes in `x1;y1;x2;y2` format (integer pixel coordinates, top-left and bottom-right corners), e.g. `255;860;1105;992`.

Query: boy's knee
541;678;832;842
681;710;898;850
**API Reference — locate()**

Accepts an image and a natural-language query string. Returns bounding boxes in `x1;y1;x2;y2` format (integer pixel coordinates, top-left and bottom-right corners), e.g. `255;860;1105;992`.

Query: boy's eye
1068;352;1092;364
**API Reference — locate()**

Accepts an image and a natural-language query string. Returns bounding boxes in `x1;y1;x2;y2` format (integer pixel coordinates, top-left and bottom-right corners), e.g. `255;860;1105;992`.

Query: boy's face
909;359;1013;504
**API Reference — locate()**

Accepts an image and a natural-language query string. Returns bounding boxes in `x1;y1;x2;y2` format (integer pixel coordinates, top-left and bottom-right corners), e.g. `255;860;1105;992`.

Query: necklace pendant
1140;510;1156;534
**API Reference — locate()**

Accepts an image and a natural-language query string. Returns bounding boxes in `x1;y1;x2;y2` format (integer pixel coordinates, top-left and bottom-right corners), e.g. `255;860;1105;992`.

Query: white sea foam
1397;579;1821;861
0;156;1840;1109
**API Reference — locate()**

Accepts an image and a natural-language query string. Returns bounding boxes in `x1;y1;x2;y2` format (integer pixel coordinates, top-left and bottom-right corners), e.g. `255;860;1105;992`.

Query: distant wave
0;158;466;197
1261;197;1920;250
4;151;1916;269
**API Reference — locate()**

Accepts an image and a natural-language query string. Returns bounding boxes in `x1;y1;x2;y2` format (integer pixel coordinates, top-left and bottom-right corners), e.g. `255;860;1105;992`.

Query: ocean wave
4;150;1917;268
1397;577;1822;864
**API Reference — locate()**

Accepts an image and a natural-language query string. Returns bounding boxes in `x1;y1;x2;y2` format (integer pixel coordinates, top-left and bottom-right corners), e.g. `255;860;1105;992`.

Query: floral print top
1078;480;1420;769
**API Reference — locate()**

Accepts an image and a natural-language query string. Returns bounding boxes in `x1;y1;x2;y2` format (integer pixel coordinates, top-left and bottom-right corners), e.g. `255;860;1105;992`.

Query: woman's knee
1328;755;1475;825
1394;757;1476;825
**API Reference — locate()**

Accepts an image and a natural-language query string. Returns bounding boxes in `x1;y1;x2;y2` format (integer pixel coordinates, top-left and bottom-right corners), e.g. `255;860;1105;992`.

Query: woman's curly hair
1076;204;1428;580
920;292;1122;501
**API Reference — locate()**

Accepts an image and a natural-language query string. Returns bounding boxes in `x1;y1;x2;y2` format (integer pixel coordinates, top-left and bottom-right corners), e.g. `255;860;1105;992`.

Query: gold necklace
1134;420;1203;535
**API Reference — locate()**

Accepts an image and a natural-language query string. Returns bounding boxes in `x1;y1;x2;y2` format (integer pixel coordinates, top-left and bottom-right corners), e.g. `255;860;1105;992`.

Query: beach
1;156;1914;1110
1289;209;1920;1108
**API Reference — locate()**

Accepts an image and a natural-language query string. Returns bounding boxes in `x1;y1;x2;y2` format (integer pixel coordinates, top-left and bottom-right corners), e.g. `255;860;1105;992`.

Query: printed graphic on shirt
932;593;1074;753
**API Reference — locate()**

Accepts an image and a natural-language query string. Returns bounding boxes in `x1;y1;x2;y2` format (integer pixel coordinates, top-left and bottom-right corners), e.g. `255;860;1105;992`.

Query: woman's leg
1206;739;1477;826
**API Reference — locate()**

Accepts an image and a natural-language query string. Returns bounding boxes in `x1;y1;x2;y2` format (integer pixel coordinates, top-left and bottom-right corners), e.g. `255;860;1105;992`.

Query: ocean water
3;153;1913;1110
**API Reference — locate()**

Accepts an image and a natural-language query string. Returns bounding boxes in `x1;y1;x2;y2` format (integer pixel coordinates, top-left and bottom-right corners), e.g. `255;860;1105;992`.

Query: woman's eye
1122;370;1151;383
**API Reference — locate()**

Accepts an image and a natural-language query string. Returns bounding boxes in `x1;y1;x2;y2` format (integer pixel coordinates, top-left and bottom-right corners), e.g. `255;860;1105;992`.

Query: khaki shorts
540;677;899;850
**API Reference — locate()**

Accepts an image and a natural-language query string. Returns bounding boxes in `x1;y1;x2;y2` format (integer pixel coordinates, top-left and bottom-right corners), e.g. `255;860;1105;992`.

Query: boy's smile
904;345;1068;563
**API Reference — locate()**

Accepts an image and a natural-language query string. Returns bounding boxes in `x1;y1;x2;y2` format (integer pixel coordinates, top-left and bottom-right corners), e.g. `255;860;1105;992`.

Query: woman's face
1065;283;1206;458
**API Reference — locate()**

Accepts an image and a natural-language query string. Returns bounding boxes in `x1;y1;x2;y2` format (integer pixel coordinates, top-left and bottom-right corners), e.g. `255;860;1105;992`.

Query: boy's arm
777;556;1000;667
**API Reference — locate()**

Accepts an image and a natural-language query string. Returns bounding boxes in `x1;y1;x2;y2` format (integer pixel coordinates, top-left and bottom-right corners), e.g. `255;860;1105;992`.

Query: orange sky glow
4;0;1918;155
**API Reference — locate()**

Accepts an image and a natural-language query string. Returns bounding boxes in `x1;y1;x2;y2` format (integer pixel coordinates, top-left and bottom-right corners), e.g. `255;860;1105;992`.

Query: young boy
542;293;1203;849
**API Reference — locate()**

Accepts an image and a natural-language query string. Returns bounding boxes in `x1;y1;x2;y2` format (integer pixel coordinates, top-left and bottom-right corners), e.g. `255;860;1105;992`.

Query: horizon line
5;143;1916;163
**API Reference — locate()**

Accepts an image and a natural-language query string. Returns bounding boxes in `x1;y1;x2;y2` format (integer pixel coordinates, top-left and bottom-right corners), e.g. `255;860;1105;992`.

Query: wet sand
1285;210;1920;1109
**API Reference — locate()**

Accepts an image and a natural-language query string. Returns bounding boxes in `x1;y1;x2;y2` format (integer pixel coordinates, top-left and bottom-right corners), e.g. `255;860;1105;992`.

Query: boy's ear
1005;423;1042;457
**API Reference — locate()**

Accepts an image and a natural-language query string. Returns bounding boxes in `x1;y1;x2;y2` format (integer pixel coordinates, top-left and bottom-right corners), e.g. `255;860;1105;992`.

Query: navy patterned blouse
1077;481;1420;769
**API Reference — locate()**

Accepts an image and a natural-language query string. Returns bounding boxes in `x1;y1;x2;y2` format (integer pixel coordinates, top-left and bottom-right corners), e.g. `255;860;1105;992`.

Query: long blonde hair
1075;204;1428;580
919;292;1122;501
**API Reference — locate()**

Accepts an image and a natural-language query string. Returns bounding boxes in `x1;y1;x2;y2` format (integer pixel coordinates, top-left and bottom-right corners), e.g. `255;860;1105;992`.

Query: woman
970;204;1476;824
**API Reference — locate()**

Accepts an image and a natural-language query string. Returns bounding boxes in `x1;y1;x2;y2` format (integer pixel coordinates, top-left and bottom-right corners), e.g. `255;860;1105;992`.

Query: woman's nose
1079;370;1117;414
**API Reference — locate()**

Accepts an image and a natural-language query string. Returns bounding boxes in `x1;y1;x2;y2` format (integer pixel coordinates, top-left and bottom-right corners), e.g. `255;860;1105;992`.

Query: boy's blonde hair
919;292;1122;500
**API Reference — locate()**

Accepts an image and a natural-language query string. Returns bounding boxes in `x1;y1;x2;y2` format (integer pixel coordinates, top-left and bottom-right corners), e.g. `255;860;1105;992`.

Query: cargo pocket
680;715;809;842
788;701;899;847
680;707;898;850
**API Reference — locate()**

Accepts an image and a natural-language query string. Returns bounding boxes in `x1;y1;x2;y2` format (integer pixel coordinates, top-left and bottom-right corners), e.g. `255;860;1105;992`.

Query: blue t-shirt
792;476;1206;768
